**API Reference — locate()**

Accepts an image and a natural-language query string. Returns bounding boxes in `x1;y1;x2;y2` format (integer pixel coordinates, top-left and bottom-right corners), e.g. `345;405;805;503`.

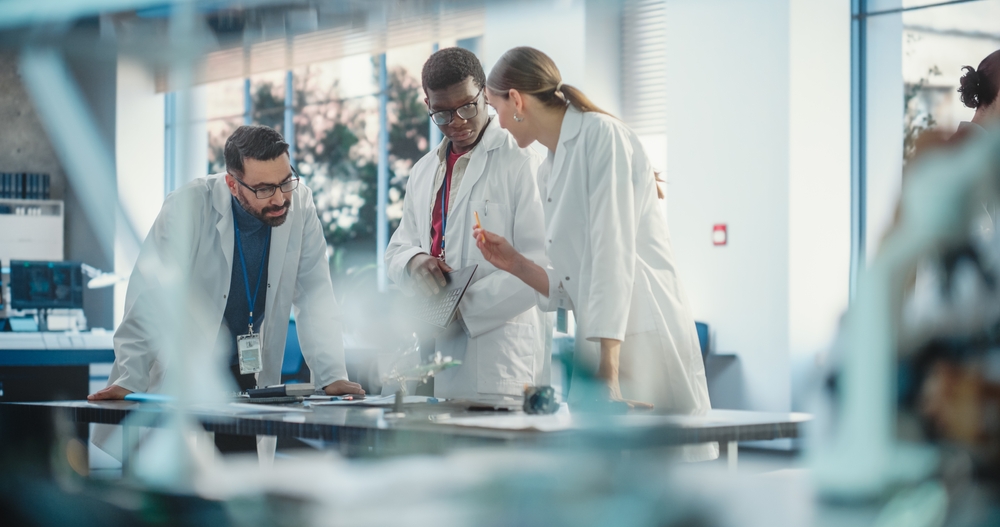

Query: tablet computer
410;264;478;329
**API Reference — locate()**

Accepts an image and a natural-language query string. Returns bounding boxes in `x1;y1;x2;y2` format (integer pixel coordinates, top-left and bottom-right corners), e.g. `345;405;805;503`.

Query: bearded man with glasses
90;125;362;453
385;47;550;403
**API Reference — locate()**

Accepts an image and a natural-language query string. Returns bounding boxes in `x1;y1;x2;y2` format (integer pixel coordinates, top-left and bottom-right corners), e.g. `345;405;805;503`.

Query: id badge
237;333;263;375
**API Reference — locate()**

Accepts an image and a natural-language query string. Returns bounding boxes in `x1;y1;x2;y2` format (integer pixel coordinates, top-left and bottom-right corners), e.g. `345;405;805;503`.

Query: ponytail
558;83;610;115
487;47;612;115
489;46;665;199
958;49;1000;110
959;66;989;108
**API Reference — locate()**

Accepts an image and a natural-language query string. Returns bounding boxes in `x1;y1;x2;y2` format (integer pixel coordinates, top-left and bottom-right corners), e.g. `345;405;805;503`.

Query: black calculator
411;264;478;329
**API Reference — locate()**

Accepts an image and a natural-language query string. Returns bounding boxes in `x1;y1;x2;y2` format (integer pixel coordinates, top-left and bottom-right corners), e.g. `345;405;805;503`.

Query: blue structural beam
376;53;389;292
429;42;442;149
285;70;295;162
849;0;867;302
244;77;252;125
0;349;115;366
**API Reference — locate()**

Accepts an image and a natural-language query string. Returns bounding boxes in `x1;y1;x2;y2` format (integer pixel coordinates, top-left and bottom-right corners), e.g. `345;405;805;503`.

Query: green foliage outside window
904;66;941;164
209;63;430;281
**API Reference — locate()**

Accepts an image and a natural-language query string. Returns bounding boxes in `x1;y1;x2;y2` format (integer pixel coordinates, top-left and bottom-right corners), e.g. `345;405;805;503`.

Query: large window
188;39;483;293
851;0;1000;294
901;0;1000;161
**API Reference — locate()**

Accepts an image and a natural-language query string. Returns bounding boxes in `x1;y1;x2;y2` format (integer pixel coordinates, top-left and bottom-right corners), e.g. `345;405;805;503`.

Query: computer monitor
10;260;84;310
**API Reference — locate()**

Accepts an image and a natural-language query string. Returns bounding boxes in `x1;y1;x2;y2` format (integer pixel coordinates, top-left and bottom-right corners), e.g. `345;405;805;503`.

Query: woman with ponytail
472;47;716;461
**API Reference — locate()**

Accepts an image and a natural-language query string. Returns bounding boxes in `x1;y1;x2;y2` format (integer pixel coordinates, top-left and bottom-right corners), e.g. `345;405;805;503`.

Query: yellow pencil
474;211;485;243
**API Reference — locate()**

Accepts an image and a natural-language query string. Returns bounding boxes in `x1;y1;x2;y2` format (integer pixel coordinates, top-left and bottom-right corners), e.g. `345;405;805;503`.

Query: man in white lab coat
88;125;362;415
386;47;550;402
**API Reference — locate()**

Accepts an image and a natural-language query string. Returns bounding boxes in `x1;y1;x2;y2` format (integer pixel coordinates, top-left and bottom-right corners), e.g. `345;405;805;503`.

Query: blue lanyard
233;209;271;334
439;168;449;256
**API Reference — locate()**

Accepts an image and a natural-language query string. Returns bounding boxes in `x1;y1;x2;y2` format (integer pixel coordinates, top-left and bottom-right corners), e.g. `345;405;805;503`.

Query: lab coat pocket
469;201;508;238
477;321;536;396
468;201;508;271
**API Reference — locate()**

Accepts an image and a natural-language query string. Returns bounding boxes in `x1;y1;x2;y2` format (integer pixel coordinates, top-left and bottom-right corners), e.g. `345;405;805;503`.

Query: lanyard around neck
233;208;271;334
440;162;449;257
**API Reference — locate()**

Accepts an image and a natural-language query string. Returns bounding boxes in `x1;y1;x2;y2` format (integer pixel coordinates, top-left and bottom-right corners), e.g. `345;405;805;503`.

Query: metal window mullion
284;70;295;164
376;53;389;292
164;91;176;197
861;0;982;18
243;77;252;125
849;0;867;302
429;42;442;149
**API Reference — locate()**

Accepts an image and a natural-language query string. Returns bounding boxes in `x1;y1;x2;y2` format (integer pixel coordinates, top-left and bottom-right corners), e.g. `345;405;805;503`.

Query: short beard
235;190;290;227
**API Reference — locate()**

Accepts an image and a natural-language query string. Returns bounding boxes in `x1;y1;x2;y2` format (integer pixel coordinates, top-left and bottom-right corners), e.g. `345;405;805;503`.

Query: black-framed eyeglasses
232;169;300;199
428;88;484;126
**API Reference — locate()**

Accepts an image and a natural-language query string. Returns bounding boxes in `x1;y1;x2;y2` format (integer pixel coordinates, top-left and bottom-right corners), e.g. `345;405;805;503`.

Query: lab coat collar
453;118;504;206
212;174;235;278
547;105;584;194
557;105;584;146
422;119;504;270
955;121;986;139
264;203;291;323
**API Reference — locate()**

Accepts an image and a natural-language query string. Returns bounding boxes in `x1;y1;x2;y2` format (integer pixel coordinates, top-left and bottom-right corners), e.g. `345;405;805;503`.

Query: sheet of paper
309;395;390;406
227;402;310;413
309;395;436;407
185;402;310;414
433;404;572;432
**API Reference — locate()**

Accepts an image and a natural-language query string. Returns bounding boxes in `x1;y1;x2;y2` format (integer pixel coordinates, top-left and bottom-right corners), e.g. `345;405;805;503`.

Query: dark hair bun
959;65;982;109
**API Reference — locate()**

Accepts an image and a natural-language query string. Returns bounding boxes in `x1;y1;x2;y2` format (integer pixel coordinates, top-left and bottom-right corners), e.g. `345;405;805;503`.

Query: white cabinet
0;199;64;265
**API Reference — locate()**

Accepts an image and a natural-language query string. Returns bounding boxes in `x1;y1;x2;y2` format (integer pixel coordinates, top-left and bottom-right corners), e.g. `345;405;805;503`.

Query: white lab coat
386;119;550;401
539;106;717;461
106;173;350;394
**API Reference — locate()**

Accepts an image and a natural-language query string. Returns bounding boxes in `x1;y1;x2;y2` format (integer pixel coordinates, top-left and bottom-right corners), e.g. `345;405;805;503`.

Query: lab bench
3;399;809;470
0;331;114;402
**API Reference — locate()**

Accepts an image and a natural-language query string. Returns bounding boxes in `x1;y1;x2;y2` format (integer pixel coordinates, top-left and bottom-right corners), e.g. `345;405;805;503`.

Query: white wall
482;0;620;118
483;0;584;86
172;85;209;188
665;0;792;412
114;57;211;329
865;7;904;261
583;0;622;119
664;0;851;413
789;0;852;410
483;0;854;414
114;58;164;327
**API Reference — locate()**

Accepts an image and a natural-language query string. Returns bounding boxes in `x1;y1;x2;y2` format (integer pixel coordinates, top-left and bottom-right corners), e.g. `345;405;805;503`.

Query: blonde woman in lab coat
474;47;716;461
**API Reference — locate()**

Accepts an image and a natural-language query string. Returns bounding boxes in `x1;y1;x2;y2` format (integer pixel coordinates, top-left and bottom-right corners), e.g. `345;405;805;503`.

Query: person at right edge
894;49;1000;476
385;47;550;404
952;49;1000;144
472;47;717;462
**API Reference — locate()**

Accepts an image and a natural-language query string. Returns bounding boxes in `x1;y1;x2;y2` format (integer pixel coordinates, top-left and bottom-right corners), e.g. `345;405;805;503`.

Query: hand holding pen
472;223;522;274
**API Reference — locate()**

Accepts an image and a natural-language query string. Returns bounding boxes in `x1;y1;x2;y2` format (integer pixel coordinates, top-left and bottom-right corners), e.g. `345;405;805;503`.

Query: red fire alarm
712;224;727;246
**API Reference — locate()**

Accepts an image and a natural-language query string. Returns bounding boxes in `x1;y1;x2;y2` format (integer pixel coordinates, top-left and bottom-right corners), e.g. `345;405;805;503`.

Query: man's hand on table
88;385;133;401
324;380;365;396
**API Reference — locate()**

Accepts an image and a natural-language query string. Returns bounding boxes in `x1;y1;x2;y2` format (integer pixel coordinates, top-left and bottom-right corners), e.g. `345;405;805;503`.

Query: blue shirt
224;197;270;364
